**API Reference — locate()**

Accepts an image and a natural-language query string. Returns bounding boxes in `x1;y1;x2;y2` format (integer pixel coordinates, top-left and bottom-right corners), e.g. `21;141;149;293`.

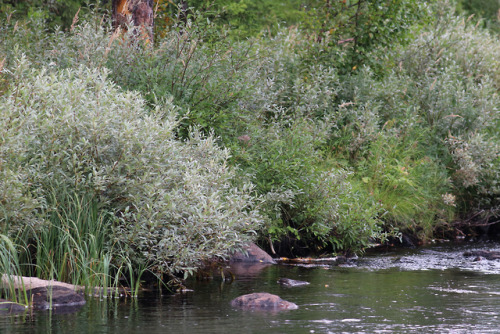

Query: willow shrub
0;58;263;282
398;12;500;217
382;12;499;217
332;9;500;235
229;115;383;255
0;15;385;257
222;29;384;254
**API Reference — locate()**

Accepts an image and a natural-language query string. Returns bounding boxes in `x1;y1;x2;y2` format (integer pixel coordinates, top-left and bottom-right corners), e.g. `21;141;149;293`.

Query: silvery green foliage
338;12;500;211
0;60;45;233
0;167;42;233
0;58;263;276
343;12;499;137
395;14;499;135
393;13;500;207
45;22;111;69
398;12;500;89
240;28;341;122
446;134;500;195
0;15;110;71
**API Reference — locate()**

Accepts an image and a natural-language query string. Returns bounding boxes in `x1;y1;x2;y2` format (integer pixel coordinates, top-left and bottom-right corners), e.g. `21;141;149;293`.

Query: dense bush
0;58;263;281
456;0;500;34
0;13;110;73
330;8;500;235
1;0;499;275
231;118;382;254
380;12;499;216
107;15;258;138
0;0;87;29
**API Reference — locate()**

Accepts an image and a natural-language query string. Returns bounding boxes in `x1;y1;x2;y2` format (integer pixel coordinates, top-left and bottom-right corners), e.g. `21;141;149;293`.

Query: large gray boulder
230;292;298;311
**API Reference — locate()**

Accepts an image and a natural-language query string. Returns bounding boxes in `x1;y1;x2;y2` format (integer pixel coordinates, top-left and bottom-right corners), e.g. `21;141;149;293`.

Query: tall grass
11;186;155;297
0;185;145;298
0;234;29;305
22;187;118;293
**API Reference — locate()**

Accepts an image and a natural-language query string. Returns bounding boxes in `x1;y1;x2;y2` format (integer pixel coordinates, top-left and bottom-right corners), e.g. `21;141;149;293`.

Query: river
2;242;500;333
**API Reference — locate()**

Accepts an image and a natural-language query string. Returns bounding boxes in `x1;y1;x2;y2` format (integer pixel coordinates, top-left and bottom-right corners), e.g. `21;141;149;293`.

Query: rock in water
230;292;298;310
230;243;276;264
28;286;86;312
0;300;27;314
277;278;310;287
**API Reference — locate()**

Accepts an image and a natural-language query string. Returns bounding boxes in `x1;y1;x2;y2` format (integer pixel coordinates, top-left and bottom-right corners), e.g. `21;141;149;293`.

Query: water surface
2;242;500;333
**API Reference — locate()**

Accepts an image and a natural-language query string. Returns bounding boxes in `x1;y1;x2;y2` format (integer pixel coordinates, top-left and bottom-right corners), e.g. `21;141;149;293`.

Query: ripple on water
357;243;500;274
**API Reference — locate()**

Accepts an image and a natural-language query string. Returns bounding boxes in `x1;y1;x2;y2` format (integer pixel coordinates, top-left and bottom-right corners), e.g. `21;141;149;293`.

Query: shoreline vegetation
0;0;499;299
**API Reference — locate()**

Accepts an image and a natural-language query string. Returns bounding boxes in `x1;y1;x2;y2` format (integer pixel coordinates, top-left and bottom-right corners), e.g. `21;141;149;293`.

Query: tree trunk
112;0;154;42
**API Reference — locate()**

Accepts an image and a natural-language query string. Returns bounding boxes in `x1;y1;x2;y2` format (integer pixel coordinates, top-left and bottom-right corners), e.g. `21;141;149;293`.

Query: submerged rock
0;299;27;314
230;292;298;311
28;286;86;312
277;278;310;287
229;262;272;278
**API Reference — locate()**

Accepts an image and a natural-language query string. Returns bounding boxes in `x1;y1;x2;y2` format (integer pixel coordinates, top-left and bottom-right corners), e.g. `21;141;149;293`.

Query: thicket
0;0;499;291
0;0;104;29
0;55;262;289
456;0;500;34
340;10;500;238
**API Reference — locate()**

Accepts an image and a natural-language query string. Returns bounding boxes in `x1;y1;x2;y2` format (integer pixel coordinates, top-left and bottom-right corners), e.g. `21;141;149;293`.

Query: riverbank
0;275;87;314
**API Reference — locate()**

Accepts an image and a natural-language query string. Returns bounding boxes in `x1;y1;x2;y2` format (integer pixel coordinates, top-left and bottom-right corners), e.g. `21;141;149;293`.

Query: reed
15;186;123;294
0;234;29;305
